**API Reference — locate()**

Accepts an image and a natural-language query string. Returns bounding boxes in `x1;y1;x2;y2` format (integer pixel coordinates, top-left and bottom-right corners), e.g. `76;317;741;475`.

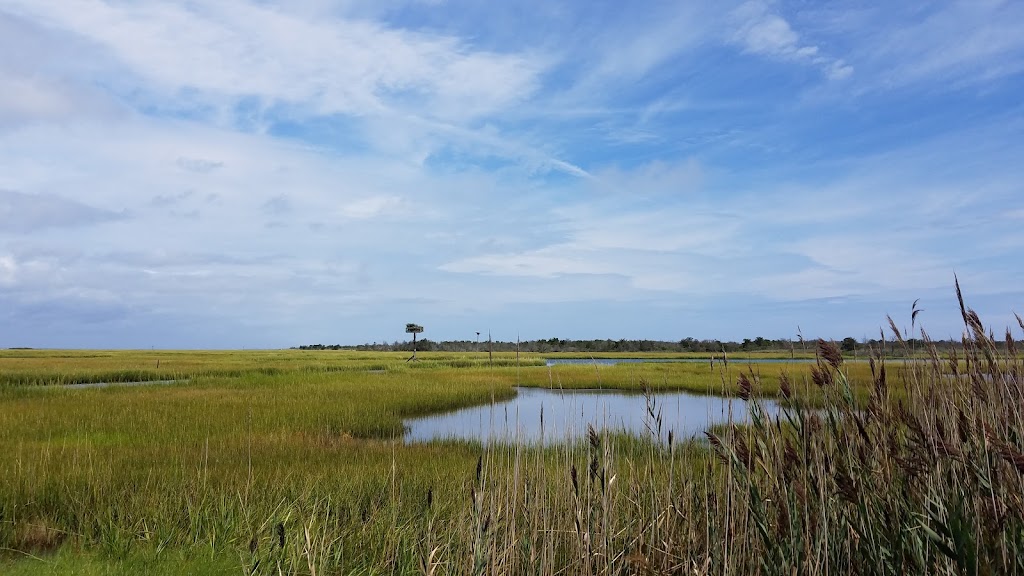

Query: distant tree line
293;336;985;356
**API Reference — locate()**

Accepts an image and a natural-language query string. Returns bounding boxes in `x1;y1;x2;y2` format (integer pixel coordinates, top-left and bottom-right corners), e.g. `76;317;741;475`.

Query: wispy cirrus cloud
861;1;1024;90
337;195;409;220
786;1;1024;95
730;0;852;80
0;0;545;124
0;0;594;178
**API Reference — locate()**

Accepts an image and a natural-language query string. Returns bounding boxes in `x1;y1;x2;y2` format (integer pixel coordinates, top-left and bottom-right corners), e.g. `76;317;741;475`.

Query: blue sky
1;0;1023;348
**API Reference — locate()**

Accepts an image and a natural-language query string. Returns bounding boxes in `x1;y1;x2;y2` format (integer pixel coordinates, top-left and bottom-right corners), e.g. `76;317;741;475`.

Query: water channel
543;357;815;366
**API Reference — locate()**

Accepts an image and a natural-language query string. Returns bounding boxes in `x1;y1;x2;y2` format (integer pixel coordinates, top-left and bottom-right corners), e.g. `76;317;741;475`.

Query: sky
1;0;1023;349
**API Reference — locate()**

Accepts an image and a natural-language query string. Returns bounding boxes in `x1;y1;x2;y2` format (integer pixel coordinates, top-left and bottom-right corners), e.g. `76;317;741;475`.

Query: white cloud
441;243;719;297
730;0;852;79
759;234;952;300
440;248;617;279
439;181;744;296
0;107;591;338
789;2;1024;93
862;1;1024;89
441;114;1024;306
0;251;68;292
587;3;715;81
1;0;546;123
562;208;737;255
337;195;407;220
735;8;799;55
590;159;703;198
0;254;15;286
0;1;580;178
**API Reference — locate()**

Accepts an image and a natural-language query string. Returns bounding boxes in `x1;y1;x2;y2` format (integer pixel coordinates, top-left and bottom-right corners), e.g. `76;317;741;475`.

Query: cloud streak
730;0;852;79
1;0;545;124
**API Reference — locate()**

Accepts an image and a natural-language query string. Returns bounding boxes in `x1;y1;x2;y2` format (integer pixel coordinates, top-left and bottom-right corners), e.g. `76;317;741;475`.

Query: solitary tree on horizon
406;323;424;361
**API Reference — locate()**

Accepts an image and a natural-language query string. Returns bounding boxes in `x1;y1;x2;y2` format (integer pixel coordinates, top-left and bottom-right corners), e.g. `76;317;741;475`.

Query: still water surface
405;386;782;444
544;358;812;366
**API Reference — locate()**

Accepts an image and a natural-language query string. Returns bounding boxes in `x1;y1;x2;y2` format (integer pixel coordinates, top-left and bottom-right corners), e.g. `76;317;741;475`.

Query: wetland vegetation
2;296;1023;574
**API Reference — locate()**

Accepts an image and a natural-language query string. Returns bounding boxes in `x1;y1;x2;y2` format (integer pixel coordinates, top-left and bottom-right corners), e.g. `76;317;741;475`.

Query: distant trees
293;335;990;357
297;337;807;354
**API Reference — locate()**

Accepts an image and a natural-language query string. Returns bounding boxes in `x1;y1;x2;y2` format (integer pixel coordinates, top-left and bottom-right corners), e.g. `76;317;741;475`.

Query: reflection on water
404;386;781;444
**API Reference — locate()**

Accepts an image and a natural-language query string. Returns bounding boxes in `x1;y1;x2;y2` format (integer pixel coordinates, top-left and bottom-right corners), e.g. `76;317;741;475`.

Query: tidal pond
405;386;782;445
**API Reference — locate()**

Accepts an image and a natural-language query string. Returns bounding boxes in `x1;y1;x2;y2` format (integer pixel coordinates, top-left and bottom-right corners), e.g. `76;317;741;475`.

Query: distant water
404;386;781;445
544;357;812;366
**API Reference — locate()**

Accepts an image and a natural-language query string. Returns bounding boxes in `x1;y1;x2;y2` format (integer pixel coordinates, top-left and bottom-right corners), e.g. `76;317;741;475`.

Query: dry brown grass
11;519;66;554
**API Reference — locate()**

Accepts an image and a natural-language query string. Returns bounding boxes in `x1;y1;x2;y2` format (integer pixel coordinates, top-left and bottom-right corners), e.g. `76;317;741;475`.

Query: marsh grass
2;298;1022;574
0;350;546;387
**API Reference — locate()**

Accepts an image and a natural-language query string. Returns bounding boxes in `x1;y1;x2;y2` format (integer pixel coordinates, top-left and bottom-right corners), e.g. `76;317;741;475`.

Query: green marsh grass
2;302;1021;574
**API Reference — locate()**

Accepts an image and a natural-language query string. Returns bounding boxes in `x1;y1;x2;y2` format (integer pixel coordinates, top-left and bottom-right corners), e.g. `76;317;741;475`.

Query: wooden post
405;323;424;362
